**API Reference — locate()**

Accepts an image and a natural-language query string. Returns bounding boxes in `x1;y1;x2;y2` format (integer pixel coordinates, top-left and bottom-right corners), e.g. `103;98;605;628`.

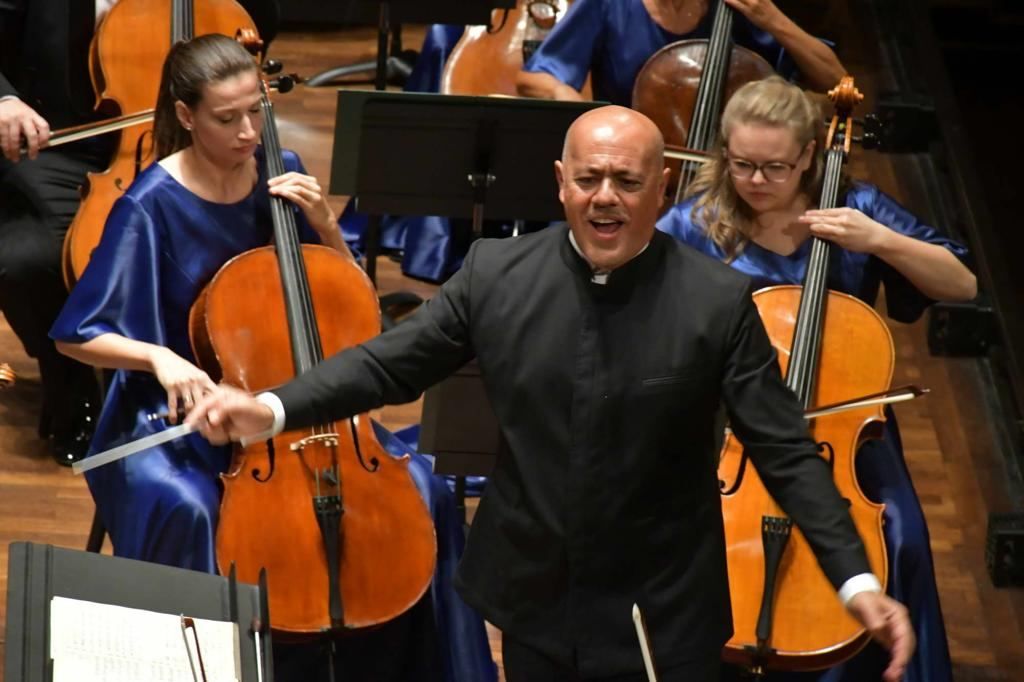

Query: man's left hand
846;591;915;681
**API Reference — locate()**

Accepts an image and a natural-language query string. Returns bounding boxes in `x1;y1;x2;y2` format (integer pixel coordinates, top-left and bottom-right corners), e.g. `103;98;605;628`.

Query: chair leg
85;508;106;553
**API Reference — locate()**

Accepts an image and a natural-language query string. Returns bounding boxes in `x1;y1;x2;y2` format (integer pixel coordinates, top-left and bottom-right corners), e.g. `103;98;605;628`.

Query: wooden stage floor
1;21;1023;682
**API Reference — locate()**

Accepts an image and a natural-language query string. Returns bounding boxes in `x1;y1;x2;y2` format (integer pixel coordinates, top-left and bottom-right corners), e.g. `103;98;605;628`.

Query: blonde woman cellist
658;76;975;682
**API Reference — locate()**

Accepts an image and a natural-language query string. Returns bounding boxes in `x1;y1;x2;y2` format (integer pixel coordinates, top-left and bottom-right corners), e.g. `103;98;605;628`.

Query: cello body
61;0;257;288
191;247;437;633
631;0;775;202
719;286;889;669
718;79;890;672
189;79;436;635
441;0;584;96
632;41;773;158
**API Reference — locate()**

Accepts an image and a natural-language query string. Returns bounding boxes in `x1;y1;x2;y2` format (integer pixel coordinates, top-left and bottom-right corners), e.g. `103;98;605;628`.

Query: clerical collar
567;231;651;285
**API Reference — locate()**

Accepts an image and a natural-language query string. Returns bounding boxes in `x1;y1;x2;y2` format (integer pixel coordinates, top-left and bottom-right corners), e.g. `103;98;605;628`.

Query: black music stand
330;89;602;283
5;542;272;682
304;0;515;88
418;359;502;522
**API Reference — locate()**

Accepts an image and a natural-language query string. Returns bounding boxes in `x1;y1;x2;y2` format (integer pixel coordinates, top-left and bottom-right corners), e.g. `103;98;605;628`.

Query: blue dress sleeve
522;0;605;92
850;183;971;323
50;194;168;346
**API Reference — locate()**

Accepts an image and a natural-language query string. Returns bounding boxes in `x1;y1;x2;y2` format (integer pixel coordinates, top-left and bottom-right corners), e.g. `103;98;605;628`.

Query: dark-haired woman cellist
658;76;975;682
49;34;495;682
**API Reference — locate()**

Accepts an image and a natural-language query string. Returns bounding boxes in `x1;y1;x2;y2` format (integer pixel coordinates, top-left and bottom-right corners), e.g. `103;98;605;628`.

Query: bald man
188;106;913;681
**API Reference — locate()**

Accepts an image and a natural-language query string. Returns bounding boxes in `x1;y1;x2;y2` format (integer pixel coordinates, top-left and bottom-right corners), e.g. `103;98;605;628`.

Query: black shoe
49;398;96;467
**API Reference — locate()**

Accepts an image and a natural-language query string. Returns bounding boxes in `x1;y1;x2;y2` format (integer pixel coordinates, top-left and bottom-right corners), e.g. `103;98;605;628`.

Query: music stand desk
330;90;603;281
5;542;270;682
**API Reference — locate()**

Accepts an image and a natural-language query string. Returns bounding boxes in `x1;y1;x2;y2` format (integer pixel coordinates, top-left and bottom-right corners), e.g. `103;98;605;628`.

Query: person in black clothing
0;0;278;465
187;105;915;682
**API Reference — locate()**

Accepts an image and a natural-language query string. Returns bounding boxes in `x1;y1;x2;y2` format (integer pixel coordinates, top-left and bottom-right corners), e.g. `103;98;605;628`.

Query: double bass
717;78;889;672
632;0;774;202
189;73;436;635
61;0;258;288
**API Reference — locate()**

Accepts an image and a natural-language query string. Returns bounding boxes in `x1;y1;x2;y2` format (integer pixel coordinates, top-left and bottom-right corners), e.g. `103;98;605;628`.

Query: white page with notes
50;596;240;682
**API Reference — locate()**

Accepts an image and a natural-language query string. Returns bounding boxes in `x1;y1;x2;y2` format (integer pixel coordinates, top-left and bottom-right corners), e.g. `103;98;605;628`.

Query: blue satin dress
343;0;797;282
49;147;497;682
657;182;961;682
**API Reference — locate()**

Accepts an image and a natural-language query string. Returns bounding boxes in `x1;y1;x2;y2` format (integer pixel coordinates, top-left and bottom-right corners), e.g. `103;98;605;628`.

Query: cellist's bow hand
149;347;217;424
0;97;50;162
846;591;916;681
187;385;276;446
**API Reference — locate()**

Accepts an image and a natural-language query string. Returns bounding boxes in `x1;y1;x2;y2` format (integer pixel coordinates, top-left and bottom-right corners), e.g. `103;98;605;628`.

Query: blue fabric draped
657;182;960;682
50;148;496;682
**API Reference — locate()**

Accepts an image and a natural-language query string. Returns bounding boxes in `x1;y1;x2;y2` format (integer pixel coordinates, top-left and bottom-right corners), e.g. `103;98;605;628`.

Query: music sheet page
49;596;241;682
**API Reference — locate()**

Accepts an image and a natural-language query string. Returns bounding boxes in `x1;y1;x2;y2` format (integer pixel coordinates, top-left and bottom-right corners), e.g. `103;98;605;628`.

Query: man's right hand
0;97;50;162
187;385;275;445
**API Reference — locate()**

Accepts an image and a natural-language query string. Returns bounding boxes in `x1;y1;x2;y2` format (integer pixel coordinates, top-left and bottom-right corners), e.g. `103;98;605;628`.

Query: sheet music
50;596;241;682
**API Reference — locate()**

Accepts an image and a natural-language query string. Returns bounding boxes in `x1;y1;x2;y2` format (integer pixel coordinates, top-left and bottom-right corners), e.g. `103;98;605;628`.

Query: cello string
803;149;844;406
676;0;733;200
261;85;333;441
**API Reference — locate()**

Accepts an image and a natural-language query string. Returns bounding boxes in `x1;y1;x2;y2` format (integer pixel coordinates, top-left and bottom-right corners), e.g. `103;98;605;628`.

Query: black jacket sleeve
720;282;872;589
273;241;478;430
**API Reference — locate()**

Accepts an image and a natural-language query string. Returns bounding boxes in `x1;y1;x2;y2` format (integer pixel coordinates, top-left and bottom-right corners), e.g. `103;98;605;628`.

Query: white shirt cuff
243;392;286;444
838;572;882;606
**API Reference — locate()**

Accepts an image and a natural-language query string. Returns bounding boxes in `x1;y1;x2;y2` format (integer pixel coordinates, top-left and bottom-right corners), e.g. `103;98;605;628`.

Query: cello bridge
290;433;340;452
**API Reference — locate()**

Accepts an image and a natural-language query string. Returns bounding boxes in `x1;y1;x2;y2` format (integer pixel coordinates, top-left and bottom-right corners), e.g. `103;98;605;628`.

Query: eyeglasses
725;151;804;183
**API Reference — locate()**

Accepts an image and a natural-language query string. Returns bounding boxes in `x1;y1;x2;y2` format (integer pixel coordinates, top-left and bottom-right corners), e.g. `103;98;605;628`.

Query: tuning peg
269;75;293;93
262;59;283;75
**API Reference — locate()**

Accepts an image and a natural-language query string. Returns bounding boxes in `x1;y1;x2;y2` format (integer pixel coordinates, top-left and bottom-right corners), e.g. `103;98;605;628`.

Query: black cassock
275;226;871;676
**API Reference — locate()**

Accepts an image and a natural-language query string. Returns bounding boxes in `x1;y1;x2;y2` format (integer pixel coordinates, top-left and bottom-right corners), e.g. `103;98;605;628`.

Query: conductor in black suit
0;0;278;465
188;105;915;682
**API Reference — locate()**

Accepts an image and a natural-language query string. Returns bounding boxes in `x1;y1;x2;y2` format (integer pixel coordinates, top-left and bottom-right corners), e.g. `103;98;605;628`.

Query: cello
61;0;258;288
188;71;436;635
632;0;774;203
441;0;584;96
717;78;889;673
